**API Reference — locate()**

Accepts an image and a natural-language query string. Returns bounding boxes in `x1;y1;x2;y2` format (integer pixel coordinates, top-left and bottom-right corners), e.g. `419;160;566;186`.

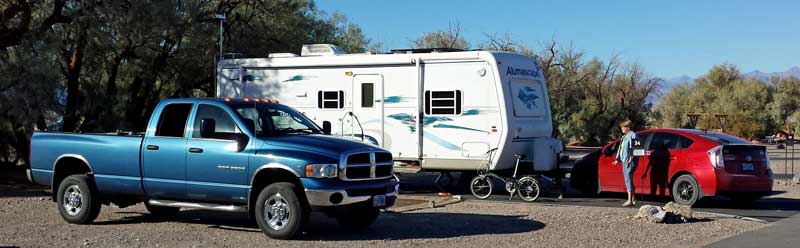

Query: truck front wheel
254;182;308;239
56;174;102;224
335;203;380;230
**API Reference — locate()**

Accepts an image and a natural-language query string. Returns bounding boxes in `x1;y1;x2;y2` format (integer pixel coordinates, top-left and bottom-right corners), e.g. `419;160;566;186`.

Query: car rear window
698;133;751;145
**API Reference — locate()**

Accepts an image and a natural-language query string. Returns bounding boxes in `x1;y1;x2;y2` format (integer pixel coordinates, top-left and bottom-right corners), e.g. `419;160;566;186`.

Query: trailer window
361;83;374;108
155;103;192;137
317;90;345;109
425;90;462;115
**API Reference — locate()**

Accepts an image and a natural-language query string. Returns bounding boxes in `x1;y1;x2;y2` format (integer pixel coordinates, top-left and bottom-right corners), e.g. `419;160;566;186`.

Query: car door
185;103;250;203
141;102;194;199
597;141;623;192
639;132;681;197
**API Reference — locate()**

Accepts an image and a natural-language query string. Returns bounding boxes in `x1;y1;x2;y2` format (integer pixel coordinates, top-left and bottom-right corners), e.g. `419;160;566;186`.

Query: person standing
612;120;638;207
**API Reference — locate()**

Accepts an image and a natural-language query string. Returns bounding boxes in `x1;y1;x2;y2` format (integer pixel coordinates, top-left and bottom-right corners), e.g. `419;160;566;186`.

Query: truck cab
29;98;398;239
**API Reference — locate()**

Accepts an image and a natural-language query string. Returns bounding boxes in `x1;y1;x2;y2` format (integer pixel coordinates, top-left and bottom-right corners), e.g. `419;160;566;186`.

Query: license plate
373;195;386;207
742;163;754;171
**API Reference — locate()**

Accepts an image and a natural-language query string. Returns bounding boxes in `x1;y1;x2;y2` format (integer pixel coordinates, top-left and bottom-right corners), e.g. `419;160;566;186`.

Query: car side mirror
322;121;332;135
200;119;215;138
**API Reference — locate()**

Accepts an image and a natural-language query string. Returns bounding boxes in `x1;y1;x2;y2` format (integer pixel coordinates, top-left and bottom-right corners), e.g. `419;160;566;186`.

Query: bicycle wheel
470;175;493;199
517;176;540;202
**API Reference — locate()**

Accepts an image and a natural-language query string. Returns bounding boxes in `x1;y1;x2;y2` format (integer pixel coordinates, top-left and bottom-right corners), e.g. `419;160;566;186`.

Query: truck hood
261;134;383;158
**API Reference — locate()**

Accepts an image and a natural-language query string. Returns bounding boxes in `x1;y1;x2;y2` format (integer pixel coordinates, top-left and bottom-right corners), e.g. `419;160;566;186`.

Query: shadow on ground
96;209;545;240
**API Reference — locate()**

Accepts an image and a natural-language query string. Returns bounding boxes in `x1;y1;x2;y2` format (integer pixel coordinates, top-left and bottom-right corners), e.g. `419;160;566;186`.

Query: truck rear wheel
335;203;380;230
56;174;102;224
254;182;308;239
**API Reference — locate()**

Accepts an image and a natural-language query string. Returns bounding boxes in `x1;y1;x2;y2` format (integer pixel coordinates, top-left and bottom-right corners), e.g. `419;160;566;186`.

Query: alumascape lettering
506;66;539;78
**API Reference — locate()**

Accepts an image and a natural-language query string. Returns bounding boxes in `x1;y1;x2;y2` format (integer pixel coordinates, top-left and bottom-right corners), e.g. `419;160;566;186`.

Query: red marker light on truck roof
263;98;272;103
243;97;251;102
223;97;232;102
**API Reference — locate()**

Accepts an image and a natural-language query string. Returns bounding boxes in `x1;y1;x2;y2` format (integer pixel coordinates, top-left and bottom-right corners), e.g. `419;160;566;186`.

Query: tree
413;22;468;49
0;0;373;167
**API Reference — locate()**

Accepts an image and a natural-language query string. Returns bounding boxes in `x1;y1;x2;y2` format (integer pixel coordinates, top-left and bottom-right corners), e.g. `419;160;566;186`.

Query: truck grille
342;152;393;180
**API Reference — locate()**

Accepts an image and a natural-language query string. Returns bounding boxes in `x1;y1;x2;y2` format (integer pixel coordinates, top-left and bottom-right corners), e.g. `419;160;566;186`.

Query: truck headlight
305;164;338;178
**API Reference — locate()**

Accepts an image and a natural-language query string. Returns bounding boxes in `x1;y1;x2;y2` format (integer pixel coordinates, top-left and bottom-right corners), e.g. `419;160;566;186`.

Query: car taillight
707;145;724;168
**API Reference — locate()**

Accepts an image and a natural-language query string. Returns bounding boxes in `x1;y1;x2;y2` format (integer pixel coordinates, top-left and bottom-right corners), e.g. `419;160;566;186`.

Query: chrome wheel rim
62;185;84;216
470;176;492;199
517;177;540;201
264;193;290;231
678;181;694;201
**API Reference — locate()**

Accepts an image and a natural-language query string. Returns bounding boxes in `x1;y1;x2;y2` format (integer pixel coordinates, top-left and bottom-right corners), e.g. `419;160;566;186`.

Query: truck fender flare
249;163;300;186
51;154;95;199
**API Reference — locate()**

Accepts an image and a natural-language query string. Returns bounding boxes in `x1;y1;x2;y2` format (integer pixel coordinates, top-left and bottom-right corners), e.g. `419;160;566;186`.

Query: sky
315;0;800;78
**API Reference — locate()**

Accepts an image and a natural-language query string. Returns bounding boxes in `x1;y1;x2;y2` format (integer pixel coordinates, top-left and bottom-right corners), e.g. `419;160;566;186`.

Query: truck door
351;74;384;146
142;102;193;199
185;104;249;203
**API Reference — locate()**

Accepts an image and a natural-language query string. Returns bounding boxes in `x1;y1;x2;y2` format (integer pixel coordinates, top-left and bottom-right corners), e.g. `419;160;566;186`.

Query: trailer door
351;74;385;147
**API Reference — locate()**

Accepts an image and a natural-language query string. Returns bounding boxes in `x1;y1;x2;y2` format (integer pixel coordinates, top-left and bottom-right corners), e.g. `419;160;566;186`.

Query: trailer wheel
56;174;102;224
254;182;308;239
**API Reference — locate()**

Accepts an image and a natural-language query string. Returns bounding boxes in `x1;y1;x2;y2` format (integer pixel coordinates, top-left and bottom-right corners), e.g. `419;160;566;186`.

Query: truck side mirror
200;119;215;138
235;133;250;152
322;121;331;135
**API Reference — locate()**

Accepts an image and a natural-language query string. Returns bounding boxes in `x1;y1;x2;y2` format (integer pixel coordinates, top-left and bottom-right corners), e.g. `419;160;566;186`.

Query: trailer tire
254;182;308;239
56;174;102;224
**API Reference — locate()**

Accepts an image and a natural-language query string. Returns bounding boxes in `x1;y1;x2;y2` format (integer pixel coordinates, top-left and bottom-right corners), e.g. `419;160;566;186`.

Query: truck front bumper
302;176;399;208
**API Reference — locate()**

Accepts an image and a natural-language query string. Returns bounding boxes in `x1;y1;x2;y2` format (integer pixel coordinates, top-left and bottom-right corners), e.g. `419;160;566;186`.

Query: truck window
317;90;344;109
424;90;462;115
361;83;374;108
155;103;193;137
192;104;241;140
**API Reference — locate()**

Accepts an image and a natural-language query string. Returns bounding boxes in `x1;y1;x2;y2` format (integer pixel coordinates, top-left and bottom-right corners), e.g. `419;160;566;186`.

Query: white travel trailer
216;44;563;172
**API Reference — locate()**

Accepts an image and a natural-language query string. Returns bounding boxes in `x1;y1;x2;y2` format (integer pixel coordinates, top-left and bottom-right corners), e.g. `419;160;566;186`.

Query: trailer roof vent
268;53;299;58
301;44;346;56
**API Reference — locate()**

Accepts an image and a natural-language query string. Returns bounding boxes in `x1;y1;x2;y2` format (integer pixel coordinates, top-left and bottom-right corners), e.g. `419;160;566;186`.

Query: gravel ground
0;186;762;248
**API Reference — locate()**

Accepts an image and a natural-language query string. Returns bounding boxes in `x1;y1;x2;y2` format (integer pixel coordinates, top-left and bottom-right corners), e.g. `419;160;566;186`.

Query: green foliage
0;0;372;166
655;64;792;139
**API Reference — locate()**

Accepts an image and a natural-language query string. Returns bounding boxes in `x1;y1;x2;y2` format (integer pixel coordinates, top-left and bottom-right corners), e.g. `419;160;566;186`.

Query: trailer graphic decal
517;86;539;110
282;75;316;82
382;96;409;104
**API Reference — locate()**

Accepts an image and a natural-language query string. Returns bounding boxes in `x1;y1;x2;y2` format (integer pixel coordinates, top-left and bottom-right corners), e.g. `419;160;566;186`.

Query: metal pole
218;17;224;62
786;139;789;176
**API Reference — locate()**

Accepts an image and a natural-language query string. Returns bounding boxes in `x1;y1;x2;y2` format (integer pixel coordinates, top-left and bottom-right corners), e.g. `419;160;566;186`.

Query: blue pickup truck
28;98;398;239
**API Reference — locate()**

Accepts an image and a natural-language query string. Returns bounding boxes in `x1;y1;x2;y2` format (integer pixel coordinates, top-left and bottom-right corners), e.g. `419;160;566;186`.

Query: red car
570;128;773;205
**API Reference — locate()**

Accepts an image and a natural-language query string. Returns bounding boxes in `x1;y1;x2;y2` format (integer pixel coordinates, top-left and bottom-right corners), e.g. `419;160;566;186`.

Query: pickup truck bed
31;133;144;196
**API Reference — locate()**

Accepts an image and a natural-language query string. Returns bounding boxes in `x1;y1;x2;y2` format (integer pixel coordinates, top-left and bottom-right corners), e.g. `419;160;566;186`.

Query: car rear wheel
672;174;700;206
57;174;102;224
